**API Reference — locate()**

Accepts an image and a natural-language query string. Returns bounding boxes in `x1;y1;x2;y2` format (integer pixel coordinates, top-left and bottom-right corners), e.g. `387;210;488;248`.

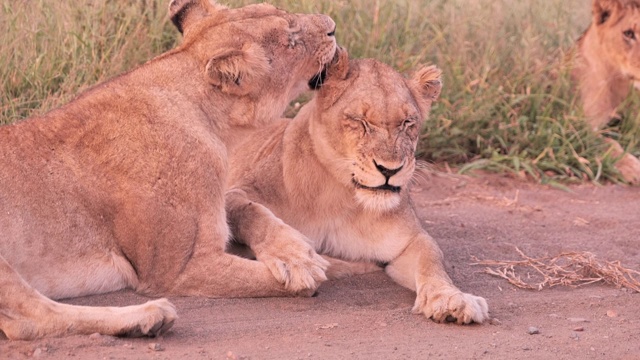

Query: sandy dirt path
2;172;639;359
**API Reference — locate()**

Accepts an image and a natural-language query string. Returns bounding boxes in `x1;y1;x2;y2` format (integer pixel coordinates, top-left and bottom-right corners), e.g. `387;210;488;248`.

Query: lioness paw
120;298;178;337
413;288;489;325
256;238;329;295
614;152;640;185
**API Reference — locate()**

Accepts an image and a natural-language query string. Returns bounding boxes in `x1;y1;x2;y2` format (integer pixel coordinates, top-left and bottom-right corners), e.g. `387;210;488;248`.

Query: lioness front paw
614;152;640;185
121;298;178;337
413;287;489;325
255;234;329;294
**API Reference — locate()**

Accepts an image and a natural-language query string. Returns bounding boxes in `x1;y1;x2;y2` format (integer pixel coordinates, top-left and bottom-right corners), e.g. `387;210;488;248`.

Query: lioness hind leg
321;255;383;280
0;255;177;340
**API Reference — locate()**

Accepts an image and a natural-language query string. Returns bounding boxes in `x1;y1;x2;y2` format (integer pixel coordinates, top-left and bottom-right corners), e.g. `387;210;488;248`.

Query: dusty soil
1;172;639;360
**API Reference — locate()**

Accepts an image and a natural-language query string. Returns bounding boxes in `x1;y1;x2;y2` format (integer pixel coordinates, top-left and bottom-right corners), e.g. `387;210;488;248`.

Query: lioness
0;0;336;340
574;0;640;183
227;50;489;324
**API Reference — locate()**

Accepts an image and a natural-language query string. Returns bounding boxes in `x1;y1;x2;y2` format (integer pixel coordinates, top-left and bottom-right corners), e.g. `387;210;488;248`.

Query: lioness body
227;52;489;324
574;0;640;183
0;0;336;340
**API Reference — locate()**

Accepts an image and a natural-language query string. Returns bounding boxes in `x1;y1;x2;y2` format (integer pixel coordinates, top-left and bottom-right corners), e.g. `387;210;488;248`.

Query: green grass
2;0;639;185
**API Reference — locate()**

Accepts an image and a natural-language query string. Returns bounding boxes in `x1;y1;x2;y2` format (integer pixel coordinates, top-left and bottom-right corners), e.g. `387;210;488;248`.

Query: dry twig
471;247;640;292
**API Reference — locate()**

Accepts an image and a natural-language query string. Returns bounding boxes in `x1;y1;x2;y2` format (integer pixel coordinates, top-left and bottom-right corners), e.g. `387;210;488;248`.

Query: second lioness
227;51;489;324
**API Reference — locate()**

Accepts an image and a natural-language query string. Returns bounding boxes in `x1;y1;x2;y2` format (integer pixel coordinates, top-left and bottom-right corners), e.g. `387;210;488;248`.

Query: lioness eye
346;115;368;135
624;29;636;40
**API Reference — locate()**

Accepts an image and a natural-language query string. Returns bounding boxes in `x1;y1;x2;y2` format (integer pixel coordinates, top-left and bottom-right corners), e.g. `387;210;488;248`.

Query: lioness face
171;1;337;123
593;0;640;81
312;56;441;212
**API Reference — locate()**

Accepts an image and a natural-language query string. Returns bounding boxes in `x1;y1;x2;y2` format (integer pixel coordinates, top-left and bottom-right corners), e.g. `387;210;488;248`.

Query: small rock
32;348;42;357
606;310;618;318
148;343;163;351
489;318;502;326
89;333;101;340
226;351;238;360
527;327;540;335
567;317;589;323
573;327;584;332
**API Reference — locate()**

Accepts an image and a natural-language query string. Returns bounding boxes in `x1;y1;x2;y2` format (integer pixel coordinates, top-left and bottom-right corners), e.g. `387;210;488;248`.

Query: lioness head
169;0;337;123
309;50;442;212
590;0;640;81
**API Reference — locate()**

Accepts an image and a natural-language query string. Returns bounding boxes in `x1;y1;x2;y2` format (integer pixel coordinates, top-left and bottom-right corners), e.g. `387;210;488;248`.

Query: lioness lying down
574;0;640;183
227;50;490;324
0;0;336;340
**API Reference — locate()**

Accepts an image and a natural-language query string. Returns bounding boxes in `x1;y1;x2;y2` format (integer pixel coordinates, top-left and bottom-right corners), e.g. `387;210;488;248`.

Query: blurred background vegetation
2;0;639;186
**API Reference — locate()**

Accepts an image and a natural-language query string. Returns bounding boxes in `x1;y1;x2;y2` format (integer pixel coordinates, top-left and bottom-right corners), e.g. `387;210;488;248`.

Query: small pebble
148;343;163;351
32;348;42;357
567;317;589;323
606;310;618;318
527;326;540;335
573;327;584;332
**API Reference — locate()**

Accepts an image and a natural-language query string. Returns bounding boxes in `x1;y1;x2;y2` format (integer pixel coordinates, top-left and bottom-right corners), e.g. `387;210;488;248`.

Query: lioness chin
0;0;336;340
574;0;640;183
227;49;489;325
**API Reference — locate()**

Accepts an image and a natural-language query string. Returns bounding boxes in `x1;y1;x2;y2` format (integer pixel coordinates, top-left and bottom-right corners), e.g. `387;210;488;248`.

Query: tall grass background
2;0;639;185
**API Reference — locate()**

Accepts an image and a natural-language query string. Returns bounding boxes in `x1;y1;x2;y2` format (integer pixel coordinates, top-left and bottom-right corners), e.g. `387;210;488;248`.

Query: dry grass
472;247;640;292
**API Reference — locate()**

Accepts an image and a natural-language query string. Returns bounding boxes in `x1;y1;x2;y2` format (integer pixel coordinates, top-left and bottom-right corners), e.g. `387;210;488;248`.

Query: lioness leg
603;138;640;184
385;235;489;324
0;255;176;340
320;255;383;280
225;189;329;292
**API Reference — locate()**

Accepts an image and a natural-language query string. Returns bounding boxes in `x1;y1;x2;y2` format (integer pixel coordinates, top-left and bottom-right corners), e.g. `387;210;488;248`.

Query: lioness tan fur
227;50;489;324
0;0;336;340
574;0;640;183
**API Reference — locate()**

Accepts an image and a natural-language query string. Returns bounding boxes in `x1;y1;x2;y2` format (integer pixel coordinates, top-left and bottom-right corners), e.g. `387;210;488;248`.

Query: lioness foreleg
603;137;640;184
225;189;328;293
385;235;489;324
0;255;176;340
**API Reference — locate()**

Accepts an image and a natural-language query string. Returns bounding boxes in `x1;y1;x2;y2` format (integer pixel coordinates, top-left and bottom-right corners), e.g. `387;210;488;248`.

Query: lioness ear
205;43;270;96
409;65;442;115
592;0;621;25
169;0;225;34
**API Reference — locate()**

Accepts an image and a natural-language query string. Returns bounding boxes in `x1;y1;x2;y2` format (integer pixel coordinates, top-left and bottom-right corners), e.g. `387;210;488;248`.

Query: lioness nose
319;15;336;37
374;161;403;179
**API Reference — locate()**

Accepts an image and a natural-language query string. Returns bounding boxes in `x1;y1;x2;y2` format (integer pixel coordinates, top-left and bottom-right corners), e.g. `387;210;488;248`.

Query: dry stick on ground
471;247;640;292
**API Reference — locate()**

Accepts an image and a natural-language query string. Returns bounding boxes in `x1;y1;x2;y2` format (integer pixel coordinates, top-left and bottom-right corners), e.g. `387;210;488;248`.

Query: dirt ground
1;171;639;360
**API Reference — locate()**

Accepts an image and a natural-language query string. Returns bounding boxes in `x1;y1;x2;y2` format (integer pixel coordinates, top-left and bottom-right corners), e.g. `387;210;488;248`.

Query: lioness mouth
352;180;401;193
308;68;327;90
